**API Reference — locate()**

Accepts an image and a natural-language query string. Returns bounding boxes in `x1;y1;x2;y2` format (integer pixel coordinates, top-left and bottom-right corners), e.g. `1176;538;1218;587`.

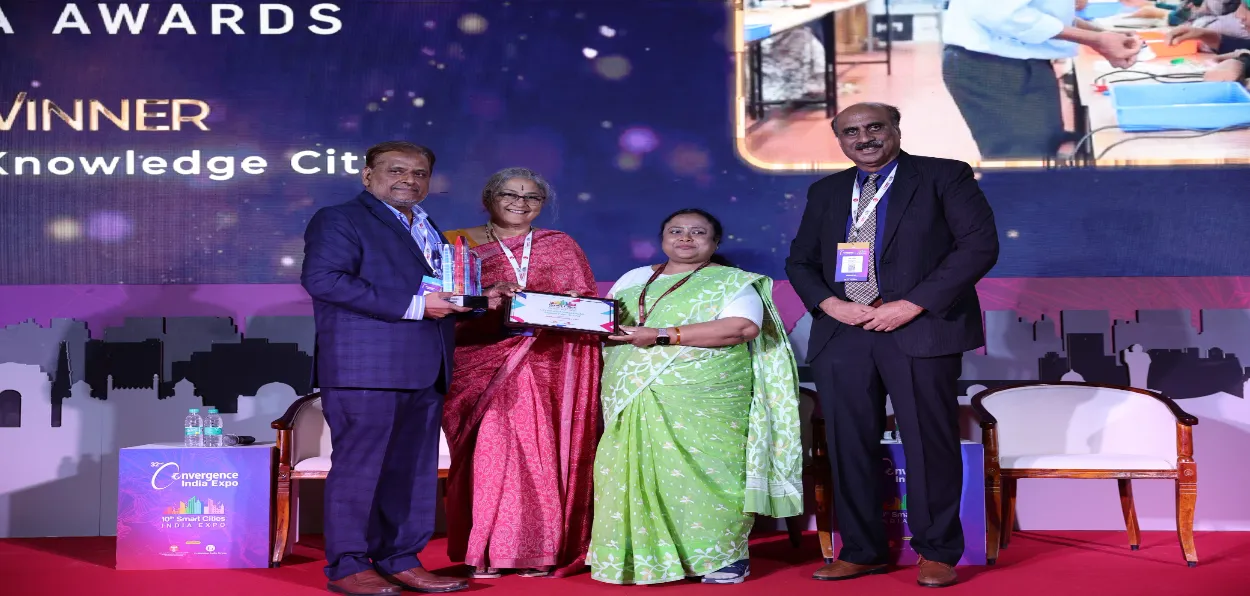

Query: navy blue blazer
785;151;1000;360
301;191;455;391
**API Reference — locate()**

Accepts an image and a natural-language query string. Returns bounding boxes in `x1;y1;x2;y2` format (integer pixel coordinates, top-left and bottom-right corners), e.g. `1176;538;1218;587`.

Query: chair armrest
272;391;322;431
799;387;823;419
1133;386;1199;427
970;386;998;428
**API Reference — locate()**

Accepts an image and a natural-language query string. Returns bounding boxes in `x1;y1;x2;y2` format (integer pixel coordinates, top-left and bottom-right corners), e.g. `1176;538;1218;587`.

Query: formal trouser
811;325;965;566
941;45;1066;160
321;386;444;580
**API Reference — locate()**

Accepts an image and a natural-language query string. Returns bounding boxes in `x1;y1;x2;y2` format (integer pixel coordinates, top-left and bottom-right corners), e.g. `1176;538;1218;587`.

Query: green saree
588;266;802;585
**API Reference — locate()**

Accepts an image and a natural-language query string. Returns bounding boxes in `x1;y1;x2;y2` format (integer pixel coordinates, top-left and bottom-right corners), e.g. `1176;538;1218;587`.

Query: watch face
655;336;670;346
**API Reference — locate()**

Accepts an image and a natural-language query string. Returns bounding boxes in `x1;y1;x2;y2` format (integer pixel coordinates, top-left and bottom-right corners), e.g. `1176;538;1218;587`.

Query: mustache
855;140;883;150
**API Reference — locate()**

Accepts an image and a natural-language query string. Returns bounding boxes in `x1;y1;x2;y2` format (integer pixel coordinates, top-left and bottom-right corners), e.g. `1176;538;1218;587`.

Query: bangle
673;326;681;345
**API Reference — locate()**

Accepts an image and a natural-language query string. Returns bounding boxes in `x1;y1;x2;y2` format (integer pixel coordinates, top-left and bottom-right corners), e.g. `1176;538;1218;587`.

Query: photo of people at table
740;0;1250;168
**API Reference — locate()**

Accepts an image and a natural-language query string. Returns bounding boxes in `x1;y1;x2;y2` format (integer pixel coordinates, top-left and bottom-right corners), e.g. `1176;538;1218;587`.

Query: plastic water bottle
184;408;203;447
204;408;224;448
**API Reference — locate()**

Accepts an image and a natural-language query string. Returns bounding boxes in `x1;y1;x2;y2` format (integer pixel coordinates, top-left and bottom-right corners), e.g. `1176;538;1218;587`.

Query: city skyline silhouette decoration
789;308;1249;403
0;316;314;426
957;309;1249;398
1;308;1248;430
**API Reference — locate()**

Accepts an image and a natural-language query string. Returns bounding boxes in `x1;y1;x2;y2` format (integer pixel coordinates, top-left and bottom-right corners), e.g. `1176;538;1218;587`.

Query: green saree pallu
588;266;803;585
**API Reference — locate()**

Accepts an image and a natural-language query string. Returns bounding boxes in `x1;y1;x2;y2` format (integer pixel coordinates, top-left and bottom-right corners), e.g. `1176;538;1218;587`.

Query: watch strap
655;327;670;346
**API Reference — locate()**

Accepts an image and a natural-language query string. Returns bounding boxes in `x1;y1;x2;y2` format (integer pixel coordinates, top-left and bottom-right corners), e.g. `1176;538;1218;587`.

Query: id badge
834;242;870;282
418;275;442;297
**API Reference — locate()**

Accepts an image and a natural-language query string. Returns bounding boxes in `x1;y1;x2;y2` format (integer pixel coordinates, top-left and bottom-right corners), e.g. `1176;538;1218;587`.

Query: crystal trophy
439;236;487;310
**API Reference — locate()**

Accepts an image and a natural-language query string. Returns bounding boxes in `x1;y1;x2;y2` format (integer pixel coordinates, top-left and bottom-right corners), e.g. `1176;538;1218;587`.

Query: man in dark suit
302;141;476;595
785;103;999;588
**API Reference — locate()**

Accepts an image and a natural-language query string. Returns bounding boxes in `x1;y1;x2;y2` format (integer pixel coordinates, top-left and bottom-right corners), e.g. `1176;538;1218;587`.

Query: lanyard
412;216;438;274
496;229;534;288
637;260;710;326
849;166;899;232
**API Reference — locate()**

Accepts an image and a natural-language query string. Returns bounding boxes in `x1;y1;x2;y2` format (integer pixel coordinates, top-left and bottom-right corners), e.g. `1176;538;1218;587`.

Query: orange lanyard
637;261;709;325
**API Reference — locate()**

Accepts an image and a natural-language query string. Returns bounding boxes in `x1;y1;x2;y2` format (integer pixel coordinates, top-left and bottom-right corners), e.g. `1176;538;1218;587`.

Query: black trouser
942;45;1066;160
811;325;965;565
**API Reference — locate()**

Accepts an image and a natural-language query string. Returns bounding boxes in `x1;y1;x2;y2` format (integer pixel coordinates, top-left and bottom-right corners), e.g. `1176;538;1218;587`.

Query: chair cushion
293;451;453;473
294;456;332;473
1000;453;1175;471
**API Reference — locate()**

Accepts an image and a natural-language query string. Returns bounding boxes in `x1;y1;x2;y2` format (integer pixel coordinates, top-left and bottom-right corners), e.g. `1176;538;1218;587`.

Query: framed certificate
504;291;618;336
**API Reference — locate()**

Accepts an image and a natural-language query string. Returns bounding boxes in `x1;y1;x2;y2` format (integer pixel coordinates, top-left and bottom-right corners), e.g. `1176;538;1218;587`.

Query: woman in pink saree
441;167;601;578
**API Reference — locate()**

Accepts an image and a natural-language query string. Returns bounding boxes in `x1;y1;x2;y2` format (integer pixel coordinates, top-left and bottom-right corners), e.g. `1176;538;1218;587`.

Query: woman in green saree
588;208;803;585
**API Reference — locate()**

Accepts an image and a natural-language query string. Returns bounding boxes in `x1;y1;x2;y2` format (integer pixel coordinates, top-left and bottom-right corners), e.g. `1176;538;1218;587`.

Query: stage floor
2;531;1246;595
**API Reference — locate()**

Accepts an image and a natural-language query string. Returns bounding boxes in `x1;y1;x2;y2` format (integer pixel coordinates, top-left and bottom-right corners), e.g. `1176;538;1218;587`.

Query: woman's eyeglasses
496;191;545;206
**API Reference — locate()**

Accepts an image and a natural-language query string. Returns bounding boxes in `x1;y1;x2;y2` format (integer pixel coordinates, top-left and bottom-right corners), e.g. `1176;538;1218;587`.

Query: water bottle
204;408;224;448
184;408;203;447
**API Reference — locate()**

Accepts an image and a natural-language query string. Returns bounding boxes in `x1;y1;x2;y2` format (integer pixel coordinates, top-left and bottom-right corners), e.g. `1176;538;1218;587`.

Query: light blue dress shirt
943;0;1079;61
379;200;442;321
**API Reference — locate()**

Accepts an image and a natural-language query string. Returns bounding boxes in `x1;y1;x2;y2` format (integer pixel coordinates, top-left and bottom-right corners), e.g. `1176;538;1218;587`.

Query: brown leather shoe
327;570;404;595
383;568;469;593
917;556;958;588
812;559;888;581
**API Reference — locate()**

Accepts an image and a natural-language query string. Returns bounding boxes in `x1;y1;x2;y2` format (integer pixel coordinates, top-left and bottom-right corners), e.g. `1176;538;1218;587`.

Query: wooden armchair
803;387;837;563
270;391;451;566
972;382;1199;567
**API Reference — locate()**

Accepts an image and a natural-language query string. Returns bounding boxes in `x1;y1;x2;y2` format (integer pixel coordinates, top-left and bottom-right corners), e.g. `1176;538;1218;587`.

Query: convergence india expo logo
149;461;240;489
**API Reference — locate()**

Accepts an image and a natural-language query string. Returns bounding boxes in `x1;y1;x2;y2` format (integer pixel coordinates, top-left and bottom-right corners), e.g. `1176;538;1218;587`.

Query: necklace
637;260;711;326
485;220;533;242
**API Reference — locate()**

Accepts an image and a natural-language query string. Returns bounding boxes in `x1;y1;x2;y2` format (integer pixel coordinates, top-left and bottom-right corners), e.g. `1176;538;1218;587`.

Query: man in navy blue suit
301;141;477;595
786;104;999;588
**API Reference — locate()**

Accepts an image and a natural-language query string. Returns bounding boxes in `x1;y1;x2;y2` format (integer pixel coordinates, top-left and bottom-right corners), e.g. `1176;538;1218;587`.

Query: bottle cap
208;409;219;414
189;408;200;413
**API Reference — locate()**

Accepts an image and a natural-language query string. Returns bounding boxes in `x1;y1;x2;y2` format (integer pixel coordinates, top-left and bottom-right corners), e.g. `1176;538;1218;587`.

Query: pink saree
442;229;601;576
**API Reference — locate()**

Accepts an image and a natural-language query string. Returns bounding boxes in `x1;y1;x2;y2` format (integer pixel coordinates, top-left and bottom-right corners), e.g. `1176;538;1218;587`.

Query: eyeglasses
496;191;546;206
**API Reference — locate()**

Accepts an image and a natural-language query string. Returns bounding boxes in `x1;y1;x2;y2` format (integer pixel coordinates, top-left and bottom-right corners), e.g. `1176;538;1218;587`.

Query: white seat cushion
1001;453;1175;471
294;456;332;472
293;451;452;473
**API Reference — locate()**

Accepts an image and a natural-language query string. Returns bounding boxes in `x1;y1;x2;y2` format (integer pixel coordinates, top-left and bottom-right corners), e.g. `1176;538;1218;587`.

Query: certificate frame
503;291;618;336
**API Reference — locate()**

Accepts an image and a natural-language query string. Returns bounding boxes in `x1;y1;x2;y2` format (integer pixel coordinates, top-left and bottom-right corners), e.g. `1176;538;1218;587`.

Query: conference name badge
417;276;442;297
834;242;870;282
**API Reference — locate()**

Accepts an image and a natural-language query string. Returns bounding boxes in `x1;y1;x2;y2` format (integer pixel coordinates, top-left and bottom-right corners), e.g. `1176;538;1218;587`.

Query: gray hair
831;102;902;134
480;167;557;219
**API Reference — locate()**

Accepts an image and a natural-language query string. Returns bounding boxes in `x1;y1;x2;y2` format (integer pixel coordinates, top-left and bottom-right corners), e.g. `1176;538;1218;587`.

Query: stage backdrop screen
2;1;1249;284
0;1;748;284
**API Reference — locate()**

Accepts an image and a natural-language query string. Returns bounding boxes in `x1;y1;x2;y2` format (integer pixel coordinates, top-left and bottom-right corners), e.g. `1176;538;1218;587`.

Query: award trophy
440;236;487;310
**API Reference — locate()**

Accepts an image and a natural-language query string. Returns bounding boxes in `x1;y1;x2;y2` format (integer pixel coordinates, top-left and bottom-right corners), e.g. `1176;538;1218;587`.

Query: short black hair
831;102;902;134
365;141;437;170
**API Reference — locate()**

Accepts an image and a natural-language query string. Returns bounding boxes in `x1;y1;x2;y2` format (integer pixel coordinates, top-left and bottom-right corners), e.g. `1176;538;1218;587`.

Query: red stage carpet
2;531;1245;595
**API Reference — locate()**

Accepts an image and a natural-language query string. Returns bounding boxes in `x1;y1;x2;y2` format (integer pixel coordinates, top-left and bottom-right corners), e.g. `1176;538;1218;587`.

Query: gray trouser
941;45;1066;160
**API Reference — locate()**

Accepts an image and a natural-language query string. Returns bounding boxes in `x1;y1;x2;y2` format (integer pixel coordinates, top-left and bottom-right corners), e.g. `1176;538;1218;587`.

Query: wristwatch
655;328;671;346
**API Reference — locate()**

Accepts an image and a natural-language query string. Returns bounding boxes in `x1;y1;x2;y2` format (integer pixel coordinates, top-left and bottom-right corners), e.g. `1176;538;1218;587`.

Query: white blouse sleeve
719;284;764;327
606;266;654;299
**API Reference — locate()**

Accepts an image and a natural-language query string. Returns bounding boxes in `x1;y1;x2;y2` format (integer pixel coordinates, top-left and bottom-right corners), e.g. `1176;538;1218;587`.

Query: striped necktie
845;173;880;305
